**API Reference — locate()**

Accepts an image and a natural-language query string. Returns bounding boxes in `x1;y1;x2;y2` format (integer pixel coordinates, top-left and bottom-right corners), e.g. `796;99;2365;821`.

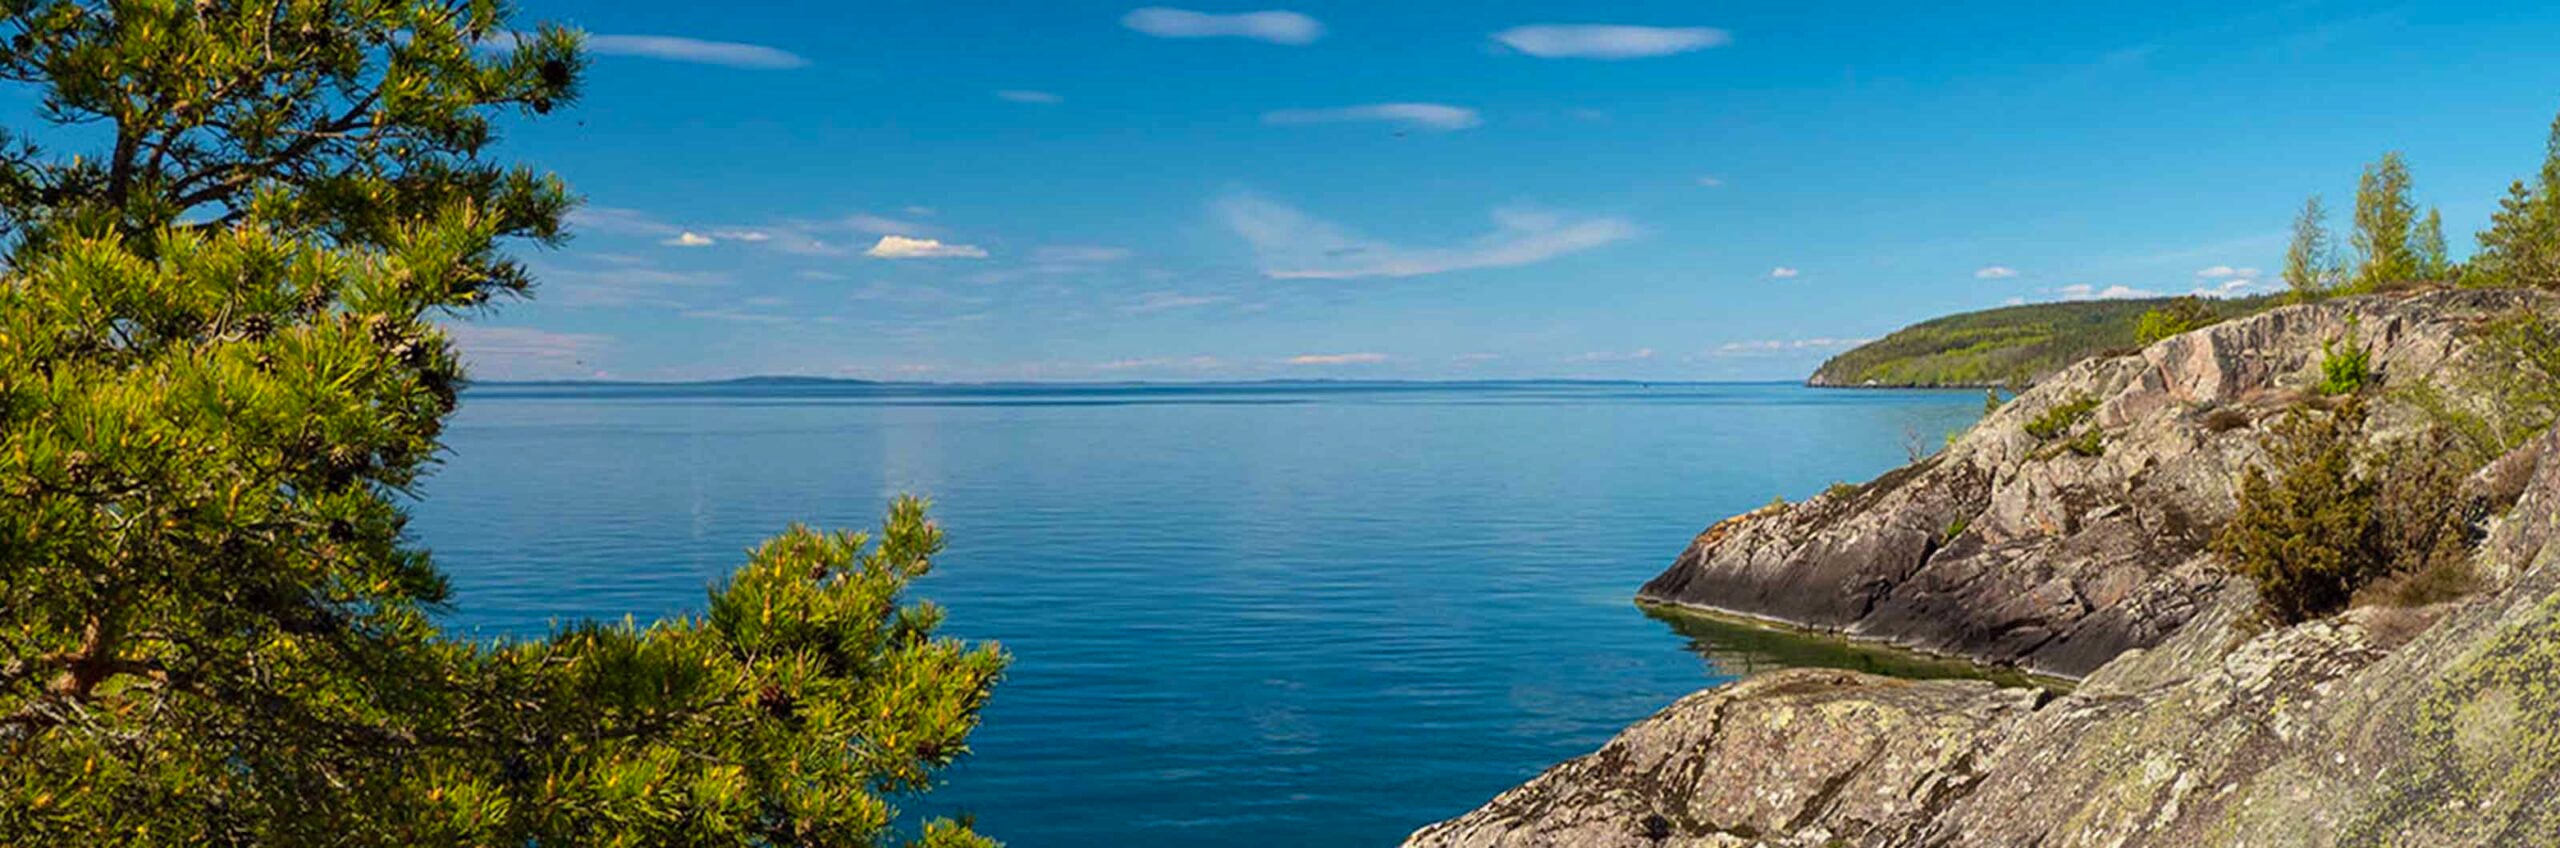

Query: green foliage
2361;427;2480;608
2215;402;2487;624
2134;296;2221;345
0;4;1005;845
2350;151;2420;292
1811;295;2283;388
2023;394;2100;440
2416;207;2454;281
2065;427;2105;457
1941;517;1970;544
2318;329;2373;396
1823;481;1861;500
2285;195;2342;297
2402;306;2560;460
0;1;581;280
2214;403;2384;624
2468;112;2560;290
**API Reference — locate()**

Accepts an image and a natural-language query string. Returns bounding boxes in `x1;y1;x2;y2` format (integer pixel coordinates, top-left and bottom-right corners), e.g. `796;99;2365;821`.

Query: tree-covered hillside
1809;295;2285;388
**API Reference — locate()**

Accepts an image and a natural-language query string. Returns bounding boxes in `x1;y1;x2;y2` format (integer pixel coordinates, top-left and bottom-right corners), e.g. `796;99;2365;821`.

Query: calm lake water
410;381;1984;846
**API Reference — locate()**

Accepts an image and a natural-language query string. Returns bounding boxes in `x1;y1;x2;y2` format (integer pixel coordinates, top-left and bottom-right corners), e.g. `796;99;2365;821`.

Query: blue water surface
409;381;1982;846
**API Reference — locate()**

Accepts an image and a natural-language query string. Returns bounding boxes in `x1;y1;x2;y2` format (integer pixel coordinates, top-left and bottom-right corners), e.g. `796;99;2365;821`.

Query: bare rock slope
1413;290;2560;846
1642;289;2549;677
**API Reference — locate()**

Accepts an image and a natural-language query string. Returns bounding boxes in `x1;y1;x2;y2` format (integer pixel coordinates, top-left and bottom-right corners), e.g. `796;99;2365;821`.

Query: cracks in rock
1784;740;1895;837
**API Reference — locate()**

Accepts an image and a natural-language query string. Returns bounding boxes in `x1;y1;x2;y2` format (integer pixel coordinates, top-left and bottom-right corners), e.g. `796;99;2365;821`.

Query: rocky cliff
1412;290;2560;846
1645;290;2550;678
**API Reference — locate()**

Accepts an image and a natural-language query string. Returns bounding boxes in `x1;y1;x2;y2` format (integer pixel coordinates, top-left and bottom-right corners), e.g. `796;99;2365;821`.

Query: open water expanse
410;380;1984;846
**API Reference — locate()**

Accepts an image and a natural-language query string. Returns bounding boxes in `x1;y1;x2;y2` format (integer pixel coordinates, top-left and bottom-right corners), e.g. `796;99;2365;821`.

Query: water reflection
1640;602;2069;691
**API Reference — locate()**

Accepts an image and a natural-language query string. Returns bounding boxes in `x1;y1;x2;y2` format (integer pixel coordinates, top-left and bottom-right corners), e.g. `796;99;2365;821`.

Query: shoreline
1635;597;2082;691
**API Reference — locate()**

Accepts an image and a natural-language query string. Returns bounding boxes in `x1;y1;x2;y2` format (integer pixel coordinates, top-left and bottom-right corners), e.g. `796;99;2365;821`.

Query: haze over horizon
419;1;2560;382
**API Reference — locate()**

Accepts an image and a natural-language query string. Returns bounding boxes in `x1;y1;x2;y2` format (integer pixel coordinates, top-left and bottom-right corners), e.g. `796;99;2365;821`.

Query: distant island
1809;294;2284;388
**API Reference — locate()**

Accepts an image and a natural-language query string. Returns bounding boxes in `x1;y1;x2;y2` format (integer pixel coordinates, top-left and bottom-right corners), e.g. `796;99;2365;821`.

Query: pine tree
2285;195;2339;298
0;4;1005;845
2350;152;2418;292
2471;112;2560;289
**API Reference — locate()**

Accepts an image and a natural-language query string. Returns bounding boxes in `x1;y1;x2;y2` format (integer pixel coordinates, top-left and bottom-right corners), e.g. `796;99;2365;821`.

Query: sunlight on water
411;381;1982;846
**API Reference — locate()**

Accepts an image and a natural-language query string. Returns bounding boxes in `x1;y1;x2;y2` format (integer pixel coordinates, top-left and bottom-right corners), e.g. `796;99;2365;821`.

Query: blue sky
444;0;2560;382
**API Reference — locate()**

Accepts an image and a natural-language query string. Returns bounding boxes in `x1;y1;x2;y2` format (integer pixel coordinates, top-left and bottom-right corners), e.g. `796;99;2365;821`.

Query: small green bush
2215;403;2488;623
2023;394;2100;439
2214;402;2382;623
2406;306;2560;459
2135;296;2220;345
2318;332;2373;396
2066;428;2105;457
2363;427;2481;608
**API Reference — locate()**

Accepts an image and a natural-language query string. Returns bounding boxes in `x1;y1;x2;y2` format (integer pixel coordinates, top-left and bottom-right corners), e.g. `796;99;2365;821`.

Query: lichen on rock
1414;292;2560;847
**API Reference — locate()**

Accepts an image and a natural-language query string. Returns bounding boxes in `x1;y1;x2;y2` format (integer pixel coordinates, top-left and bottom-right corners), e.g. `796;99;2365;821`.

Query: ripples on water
410;381;1983;846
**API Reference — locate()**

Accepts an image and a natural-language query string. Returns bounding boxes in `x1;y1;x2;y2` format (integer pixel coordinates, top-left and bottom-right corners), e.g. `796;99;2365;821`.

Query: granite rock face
1415;423;2560;847
1640;290;2553;678
1403;670;2044;848
1414;292;2560;847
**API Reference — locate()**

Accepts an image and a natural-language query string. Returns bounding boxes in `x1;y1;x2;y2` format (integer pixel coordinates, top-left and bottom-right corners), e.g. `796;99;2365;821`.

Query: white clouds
2188;265;2274;298
865;235;989;260
1217;194;1637;279
584;35;808;69
1263;102;1482;131
1286;352;1388;365
1122;8;1323;45
2197;278;2259;297
2052;283;2161;300
760;213;944;257
996;89;1064;104
1696;176;1725;188
1493;24;1731;59
1769;266;1801;279
443;324;613;380
1975;265;2020;279
575;208;790;250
